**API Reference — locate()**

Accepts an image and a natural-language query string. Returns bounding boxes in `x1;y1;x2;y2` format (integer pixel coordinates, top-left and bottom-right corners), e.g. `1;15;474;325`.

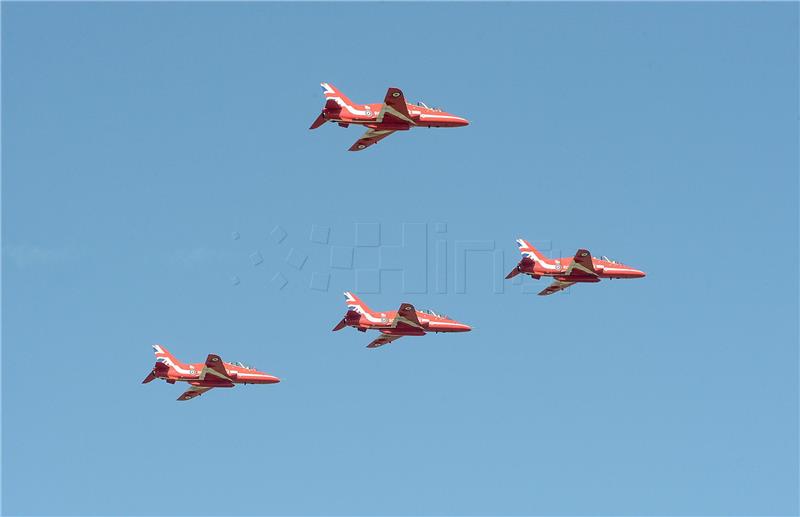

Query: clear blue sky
3;3;798;516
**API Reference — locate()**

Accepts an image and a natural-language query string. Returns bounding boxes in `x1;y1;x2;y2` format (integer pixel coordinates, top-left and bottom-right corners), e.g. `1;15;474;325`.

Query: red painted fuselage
332;292;471;348
142;345;280;401
507;239;645;296
310;83;468;151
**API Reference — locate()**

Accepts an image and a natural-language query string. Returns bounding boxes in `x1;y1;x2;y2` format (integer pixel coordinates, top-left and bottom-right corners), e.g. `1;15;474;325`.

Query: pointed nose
442;114;469;127
457;323;471;332
263;375;281;384
633;269;646;278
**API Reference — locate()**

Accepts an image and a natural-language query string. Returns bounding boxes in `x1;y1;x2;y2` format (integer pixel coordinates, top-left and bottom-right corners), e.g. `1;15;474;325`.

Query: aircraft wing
366;334;404;349
382;87;413;122
563;249;598;278
349;128;396;151
394;303;423;331
200;354;231;382
177;385;213;401
538;279;576;296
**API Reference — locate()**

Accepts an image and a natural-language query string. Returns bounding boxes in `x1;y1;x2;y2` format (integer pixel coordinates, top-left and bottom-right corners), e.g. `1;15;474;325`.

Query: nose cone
456;322;472;332
633;269;646;278
439;112;469;127
261;374;281;384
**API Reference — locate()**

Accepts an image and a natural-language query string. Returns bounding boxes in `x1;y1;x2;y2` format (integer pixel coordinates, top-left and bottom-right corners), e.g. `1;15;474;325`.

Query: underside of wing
394;303;423;330
349;128;396;151
538;280;576;296
564;249;597;278
367;334;403;349
177;385;213;401
380;87;413;124
201;354;231;382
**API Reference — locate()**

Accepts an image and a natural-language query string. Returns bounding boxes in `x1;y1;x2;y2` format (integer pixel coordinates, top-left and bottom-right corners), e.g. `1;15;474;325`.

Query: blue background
3;3;798;515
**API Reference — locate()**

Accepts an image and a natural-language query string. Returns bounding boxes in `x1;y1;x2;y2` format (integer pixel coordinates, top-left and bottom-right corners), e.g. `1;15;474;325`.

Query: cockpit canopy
230;361;254;370
416;101;443;112
420;308;448;319
596;255;619;264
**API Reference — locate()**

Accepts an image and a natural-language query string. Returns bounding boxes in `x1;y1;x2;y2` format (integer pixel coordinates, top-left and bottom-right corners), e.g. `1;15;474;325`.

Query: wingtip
332;318;347;332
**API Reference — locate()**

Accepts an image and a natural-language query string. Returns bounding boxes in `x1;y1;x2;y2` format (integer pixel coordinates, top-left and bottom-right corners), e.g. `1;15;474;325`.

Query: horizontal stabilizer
332;318;347;331
506;257;534;279
309;113;326;130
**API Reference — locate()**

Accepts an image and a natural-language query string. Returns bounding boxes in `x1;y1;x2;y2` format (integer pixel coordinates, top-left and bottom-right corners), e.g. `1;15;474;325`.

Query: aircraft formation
144;83;646;401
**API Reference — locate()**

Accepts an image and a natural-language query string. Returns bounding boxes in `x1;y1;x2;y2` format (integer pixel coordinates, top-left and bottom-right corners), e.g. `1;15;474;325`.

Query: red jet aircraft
142;345;280;401
309;83;469;151
506;239;646;296
332;292;471;348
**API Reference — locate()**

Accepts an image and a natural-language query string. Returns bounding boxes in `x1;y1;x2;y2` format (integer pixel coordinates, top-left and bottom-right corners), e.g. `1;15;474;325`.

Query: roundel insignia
392;92;400;97
212;357;219;362
358;144;366;149
580;251;588;257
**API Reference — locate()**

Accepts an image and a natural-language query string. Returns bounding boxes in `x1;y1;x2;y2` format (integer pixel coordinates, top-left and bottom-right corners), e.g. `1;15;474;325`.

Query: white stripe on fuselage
156;356;194;375
418;114;464;121
235;372;267;378
325;96;373;116
521;250;559;270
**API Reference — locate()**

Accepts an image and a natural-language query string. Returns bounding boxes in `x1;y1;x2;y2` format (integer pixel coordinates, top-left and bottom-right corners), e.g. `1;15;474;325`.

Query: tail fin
152;344;185;369
516;238;550;265
311;83;353;129
321;83;356;108
343;292;375;317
